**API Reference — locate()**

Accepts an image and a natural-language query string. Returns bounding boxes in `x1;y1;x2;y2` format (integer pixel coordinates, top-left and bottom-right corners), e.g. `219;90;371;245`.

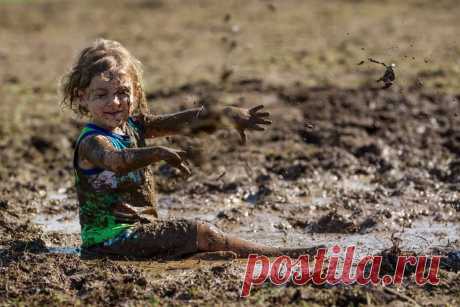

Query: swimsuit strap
73;129;105;175
73;122;134;175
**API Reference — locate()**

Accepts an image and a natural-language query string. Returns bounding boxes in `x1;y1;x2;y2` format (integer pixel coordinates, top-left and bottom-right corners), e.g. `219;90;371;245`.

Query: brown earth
2;0;460;306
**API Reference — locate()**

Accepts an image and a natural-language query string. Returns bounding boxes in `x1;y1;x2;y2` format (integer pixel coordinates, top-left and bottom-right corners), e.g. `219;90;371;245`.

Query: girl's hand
224;105;272;145
156;146;192;176
111;203;142;224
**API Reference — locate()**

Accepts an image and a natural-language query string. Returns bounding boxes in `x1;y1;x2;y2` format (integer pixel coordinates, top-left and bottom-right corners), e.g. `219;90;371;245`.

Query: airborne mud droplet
368;58;396;89
304;121;316;130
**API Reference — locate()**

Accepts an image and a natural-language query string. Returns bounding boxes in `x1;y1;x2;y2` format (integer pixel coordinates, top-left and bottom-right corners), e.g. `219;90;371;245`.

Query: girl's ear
77;89;86;100
77;89;89;109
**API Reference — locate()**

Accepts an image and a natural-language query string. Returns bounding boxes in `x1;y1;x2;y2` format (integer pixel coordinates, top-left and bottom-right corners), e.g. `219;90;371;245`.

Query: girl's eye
118;92;130;98
95;93;106;99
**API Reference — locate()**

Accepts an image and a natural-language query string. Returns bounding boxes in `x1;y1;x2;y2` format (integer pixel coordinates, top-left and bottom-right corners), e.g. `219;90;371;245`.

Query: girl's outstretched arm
136;105;271;144
135;107;212;138
78;135;191;175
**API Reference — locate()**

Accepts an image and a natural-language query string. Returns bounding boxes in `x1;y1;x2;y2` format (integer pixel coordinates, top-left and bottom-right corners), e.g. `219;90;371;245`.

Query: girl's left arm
134;107;213;138
134;105;271;145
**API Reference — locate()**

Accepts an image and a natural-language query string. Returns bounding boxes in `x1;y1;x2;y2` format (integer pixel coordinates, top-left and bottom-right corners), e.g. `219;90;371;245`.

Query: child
61;39;319;260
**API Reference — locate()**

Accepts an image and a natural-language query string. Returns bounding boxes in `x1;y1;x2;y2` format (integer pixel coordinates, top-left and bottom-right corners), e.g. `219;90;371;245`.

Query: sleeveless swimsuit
75;118;198;259
74;118;157;247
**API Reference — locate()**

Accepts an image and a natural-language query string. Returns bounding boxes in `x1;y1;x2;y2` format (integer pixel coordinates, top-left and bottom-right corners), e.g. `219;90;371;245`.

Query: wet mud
2;0;460;305
2;80;460;305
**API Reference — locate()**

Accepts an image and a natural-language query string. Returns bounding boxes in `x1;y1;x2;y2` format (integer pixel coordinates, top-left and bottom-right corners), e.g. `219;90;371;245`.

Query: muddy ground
2;0;460;306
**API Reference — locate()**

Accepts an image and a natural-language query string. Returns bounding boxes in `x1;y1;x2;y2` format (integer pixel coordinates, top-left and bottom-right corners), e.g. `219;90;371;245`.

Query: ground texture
1;0;460;306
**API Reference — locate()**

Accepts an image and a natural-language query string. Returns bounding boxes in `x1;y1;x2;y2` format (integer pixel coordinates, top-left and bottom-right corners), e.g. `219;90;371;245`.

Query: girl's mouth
104;111;123;117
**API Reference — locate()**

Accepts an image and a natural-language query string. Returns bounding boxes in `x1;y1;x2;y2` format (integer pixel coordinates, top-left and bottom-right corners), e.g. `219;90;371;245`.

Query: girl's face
80;70;136;130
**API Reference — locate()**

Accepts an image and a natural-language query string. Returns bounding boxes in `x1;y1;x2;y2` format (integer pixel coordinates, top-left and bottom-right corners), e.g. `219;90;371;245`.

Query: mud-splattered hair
60;38;148;116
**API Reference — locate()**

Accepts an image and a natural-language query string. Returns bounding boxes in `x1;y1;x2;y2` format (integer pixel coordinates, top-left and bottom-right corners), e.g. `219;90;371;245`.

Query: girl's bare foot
196;221;325;258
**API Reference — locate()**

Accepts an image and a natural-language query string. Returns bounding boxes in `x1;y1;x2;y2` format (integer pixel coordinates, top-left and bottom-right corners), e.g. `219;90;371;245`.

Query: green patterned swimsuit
74;118;158;247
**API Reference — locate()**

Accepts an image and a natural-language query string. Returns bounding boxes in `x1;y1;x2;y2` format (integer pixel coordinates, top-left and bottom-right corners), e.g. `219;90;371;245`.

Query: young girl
61;39;319;260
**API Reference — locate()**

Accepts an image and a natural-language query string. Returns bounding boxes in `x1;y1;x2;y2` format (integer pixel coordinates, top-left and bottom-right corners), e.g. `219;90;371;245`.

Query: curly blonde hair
60;39;148;116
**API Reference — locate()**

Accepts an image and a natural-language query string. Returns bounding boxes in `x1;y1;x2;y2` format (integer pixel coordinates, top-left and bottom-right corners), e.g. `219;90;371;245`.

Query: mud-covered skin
135;104;271;144
79;217;324;260
79;135;191;176
196;221;323;258
77;104;271;227
81;219;199;260
80;71;137;131
136;106;213;138
74;41;272;250
75;120;159;246
79;105;271;177
223;105;271;145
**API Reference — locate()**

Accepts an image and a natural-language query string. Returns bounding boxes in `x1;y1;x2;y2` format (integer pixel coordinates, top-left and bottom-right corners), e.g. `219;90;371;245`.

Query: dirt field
2;0;460;305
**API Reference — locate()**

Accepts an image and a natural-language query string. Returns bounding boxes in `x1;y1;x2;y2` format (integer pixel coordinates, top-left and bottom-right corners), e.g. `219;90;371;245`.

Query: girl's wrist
151;146;166;160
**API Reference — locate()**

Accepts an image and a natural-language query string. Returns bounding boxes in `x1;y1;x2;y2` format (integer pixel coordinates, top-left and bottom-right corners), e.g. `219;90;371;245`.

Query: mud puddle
33;212;80;233
32;189;457;263
33;189;80;233
26;157;458;301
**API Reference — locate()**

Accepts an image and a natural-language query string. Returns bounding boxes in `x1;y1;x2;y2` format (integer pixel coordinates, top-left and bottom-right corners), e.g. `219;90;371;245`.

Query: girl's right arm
134;105;271;145
78;135;191;175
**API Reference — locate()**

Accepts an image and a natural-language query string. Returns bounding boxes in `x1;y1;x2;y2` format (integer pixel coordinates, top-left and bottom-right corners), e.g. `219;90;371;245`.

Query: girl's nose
109;95;122;107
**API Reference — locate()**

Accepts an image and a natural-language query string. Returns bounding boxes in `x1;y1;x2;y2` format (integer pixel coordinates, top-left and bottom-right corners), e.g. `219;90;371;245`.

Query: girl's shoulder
74;118;147;178
127;117;143;135
76;118;144;147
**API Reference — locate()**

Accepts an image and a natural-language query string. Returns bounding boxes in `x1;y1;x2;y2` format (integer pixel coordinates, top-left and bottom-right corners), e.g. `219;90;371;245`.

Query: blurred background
2;0;460;89
2;0;460;138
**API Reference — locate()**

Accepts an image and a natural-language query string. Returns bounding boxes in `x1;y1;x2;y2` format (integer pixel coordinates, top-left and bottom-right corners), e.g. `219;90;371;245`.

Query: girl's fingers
170;150;188;164
250;125;265;131
178;163;192;176
113;212;139;223
174;149;187;158
249;105;264;114
257;112;270;117
116;218;138;223
255;118;272;125
113;211;137;218
238;129;247;145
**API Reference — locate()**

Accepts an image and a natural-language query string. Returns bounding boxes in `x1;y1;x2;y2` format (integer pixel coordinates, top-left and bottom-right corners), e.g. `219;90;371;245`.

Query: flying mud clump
358;58;396;89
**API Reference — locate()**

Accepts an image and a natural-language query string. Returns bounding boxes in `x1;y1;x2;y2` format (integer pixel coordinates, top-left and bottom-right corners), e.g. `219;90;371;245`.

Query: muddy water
32;175;458;266
33;213;80;234
5;81;460;304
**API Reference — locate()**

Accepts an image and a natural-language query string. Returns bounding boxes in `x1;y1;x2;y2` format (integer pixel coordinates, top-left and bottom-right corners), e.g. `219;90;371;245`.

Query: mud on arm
135;106;227;138
78;135;190;175
136;105;271;144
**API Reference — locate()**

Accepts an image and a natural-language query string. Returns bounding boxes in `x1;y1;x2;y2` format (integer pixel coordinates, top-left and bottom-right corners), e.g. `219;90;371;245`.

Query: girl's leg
196;221;322;258
81;220;199;260
81;220;322;260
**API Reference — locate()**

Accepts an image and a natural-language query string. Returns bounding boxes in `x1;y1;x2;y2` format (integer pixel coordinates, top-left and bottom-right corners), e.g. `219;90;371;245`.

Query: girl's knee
197;221;223;236
196;221;226;250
